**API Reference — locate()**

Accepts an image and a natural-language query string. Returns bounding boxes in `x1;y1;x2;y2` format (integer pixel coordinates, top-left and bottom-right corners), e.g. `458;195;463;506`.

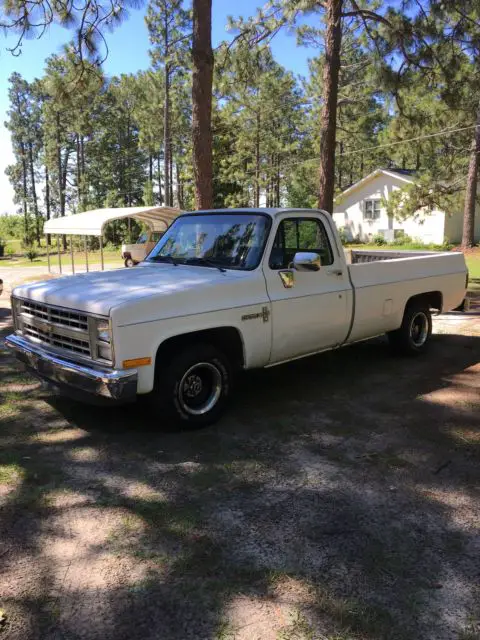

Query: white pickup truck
6;208;468;427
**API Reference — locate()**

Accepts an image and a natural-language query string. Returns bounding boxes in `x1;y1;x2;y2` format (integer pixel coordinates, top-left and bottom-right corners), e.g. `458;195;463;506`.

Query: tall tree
229;0;401;213
192;0;213;209
146;0;191;207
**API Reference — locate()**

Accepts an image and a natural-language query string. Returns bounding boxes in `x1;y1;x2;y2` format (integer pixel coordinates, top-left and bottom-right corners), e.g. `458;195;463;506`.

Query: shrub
25;249;38;262
372;233;387;246
337;227;348;244
0;238;5;258
6;246;15;257
392;234;413;246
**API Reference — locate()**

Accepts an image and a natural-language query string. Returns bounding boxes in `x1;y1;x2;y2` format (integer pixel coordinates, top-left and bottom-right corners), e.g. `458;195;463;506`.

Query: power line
240;124;479;179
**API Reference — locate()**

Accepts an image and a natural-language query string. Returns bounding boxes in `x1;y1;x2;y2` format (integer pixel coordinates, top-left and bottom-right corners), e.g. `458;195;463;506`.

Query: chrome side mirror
293;252;321;272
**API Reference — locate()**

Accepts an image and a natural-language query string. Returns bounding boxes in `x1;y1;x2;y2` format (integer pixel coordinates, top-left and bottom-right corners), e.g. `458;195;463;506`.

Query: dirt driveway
0;299;479;640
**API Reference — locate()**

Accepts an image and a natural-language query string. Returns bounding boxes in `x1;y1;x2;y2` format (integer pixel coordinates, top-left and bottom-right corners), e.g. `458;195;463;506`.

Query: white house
333;168;480;245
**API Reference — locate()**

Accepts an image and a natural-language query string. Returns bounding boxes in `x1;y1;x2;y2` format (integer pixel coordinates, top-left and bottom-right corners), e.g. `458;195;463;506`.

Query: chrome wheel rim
410;311;428;347
178;362;222;416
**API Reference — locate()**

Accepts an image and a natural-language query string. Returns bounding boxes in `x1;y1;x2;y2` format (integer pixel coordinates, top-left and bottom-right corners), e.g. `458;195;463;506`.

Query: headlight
95;319;111;343
93;318;112;362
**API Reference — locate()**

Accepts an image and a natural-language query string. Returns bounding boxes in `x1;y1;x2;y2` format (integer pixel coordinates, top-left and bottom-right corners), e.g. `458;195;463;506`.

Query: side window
269;218;334;270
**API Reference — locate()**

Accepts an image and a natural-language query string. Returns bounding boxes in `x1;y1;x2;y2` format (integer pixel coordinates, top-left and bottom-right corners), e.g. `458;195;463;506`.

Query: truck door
264;213;352;364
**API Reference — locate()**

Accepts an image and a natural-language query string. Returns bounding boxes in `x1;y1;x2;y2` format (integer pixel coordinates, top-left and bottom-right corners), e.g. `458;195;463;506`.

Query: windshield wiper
149;255;178;266
185;257;227;273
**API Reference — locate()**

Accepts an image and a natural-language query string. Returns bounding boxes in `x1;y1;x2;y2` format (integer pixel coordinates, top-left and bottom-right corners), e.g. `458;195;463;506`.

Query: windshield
146;213;271;270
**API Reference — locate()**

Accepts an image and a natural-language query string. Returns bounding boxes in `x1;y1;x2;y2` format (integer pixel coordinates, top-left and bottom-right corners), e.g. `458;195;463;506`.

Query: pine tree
146;0;191;207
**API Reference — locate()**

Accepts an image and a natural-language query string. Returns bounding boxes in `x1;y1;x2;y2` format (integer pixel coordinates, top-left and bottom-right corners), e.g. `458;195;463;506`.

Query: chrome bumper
5;334;137;403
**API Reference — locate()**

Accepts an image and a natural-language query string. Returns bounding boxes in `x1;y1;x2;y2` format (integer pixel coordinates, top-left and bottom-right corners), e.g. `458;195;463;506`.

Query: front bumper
5;334;137;403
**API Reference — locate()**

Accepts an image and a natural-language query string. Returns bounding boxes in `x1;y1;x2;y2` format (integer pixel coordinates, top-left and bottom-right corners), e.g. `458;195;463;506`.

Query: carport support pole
70;236;75;274
100;235;104;271
46;238;51;273
57;235;62;274
84;235;89;272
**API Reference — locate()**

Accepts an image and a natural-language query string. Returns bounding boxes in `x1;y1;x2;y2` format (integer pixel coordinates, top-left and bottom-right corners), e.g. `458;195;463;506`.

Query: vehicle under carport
43;205;181;273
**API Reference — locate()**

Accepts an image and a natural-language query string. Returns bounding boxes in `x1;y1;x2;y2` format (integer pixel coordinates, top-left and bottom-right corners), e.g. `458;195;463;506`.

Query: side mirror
293;252;321;272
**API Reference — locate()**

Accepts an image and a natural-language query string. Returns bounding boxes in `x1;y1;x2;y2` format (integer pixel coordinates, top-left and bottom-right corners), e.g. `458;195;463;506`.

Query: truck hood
12;264;245;316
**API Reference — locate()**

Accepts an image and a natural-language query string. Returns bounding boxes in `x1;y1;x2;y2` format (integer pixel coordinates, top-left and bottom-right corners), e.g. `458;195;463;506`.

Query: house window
364;199;381;220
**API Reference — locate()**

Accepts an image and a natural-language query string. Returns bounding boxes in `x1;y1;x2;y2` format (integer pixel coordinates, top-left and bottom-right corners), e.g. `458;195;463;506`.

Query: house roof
335;168;416;203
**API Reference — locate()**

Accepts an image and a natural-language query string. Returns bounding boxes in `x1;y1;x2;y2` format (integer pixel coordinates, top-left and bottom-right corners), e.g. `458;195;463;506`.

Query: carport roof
43;206;182;237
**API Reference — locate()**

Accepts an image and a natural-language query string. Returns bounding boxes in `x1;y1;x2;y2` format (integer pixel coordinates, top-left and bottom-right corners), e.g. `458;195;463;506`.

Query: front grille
18;299;88;331
22;321;91;357
13;297;94;360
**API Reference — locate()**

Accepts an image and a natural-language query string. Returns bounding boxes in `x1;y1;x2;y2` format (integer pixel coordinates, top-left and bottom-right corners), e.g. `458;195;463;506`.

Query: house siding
444;205;480;244
334;171;450;244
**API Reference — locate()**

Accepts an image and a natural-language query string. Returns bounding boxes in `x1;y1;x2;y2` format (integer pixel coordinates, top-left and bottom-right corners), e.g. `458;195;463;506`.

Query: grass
0;249;123;269
0;463;25;485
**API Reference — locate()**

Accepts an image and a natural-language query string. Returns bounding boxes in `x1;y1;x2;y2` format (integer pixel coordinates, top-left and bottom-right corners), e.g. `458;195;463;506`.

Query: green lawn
0;248;123;269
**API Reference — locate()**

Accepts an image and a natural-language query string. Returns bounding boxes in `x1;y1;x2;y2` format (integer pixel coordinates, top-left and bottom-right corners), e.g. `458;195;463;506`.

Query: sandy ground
0;288;479;640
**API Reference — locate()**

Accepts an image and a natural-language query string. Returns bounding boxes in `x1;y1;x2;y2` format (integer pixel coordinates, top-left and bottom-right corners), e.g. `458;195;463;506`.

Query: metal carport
43;206;181;274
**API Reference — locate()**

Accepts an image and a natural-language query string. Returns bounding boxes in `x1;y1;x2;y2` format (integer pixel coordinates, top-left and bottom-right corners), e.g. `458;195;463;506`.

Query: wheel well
406;291;443;313
155;327;245;370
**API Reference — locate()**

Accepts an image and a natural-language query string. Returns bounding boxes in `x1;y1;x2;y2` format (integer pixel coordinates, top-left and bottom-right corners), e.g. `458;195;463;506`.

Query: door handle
327;269;343;276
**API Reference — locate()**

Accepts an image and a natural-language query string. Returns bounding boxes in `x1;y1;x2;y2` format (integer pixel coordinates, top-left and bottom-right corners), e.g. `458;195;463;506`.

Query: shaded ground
0;300;479;640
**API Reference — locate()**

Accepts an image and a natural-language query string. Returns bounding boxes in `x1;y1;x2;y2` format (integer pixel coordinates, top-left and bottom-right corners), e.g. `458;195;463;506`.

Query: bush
25;249;38;262
337;227;348;244
6;246;15;257
392;234;413;246
0;238;5;258
372;233;387;246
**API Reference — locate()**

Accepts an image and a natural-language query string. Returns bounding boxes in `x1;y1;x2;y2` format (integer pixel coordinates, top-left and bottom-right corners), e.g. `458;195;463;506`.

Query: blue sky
0;0;316;214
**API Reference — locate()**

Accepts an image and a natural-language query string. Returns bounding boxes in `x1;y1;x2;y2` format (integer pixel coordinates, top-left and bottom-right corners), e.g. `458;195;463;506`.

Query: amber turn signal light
123;357;152;369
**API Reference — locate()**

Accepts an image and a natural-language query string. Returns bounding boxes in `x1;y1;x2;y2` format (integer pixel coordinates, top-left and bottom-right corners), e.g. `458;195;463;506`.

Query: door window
269;218;334;269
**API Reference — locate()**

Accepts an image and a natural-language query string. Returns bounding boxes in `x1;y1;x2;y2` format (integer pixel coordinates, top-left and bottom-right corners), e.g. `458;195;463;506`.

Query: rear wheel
150;343;233;428
124;257;135;268
388;301;432;355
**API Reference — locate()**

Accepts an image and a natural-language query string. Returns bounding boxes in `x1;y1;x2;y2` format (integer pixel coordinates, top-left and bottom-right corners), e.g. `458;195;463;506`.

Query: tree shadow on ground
0;331;479;639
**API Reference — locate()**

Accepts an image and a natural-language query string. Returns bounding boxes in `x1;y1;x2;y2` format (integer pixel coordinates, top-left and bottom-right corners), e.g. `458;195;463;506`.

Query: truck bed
344;248;444;264
343;248;467;344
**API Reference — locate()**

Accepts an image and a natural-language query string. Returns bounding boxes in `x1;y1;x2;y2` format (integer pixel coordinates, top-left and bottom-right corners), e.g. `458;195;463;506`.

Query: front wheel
388;301;432;356
151;344;233;428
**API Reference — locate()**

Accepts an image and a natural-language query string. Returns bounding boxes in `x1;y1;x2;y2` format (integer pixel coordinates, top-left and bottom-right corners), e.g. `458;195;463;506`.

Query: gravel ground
0;296;479;640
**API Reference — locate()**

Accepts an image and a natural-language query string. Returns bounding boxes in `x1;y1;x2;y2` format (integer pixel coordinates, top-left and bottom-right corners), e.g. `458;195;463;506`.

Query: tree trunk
45;166;51;246
176;163;184;210
169;152;174;206
255;111;260;208
275;157;281;207
56;113;66;219
20;142;29;243
76;134;82;210
149;154;153;182
192;0;214;210
462;103;480;248
338;141;343;190
28;142;41;246
157;153;163;204
318;0;343;213
164;66;171;206
80;136;85;176
61;145;70;250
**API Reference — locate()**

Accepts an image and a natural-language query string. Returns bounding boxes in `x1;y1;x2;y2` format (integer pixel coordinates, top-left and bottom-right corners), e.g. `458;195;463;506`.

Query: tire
388;301;432;356
124;257;135;268
150;343;233;428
